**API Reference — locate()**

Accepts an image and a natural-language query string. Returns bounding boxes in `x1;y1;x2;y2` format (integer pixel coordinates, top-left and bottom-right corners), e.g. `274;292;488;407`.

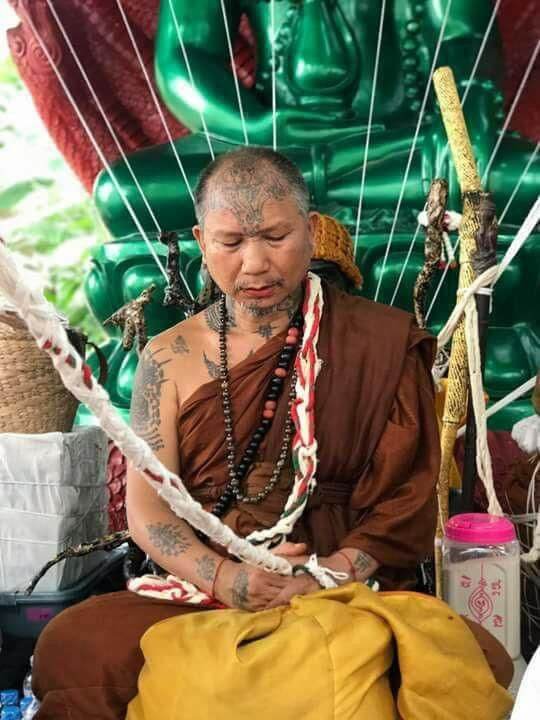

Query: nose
241;238;270;276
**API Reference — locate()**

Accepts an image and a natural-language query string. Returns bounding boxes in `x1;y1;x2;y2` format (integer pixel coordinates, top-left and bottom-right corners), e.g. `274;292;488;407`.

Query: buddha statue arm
155;0;274;144
154;0;363;146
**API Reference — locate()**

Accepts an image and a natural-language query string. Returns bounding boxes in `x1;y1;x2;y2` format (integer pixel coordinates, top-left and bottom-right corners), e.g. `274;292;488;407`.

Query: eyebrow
214;223;292;239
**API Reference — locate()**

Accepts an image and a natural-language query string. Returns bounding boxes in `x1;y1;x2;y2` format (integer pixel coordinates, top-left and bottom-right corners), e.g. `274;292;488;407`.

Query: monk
32;147;511;719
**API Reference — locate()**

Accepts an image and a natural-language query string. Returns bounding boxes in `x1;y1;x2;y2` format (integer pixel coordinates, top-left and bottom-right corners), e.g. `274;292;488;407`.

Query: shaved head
194;147;310;233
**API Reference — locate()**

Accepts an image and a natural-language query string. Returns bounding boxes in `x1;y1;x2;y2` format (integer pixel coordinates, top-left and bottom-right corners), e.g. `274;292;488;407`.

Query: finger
272;543;307;556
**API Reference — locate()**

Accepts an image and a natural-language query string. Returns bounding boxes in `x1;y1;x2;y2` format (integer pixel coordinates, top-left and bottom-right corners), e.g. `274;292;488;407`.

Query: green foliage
0;55;106;343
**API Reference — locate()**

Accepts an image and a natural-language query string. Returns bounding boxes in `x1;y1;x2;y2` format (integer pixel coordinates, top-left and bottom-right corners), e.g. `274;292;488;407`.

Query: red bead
285;335;297;345
274;368;287;378
264;400;277;411
262;409;275;420
288;327;300;337
42;339;53;350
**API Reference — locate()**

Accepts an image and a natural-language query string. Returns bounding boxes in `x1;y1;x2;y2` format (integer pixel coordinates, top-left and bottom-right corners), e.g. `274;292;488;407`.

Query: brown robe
32;283;450;719
180;282;439;589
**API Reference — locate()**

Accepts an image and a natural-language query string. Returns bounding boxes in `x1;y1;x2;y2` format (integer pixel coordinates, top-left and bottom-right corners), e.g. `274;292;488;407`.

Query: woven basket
0;311;79;434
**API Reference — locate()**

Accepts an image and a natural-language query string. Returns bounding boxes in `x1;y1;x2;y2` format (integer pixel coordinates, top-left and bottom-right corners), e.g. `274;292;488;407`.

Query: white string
520;460;540;564
271;0;277;150
114;0;194;204
167;0;215;160
495;195;540;282
435;195;540;349
462;286;503;516
25;7;168;282
498;142;539;225
460;0;503;107
374;0;453;302
389;0;502;306
114;0;195;301
481;39;540;185
219;0;249;146
457;376;536;437
45;0;163;238
0;242;329;584
353;0;386;257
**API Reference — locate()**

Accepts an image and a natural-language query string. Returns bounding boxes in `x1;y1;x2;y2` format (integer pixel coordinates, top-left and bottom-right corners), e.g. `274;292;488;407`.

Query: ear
192;224;206;262
307;211;319;253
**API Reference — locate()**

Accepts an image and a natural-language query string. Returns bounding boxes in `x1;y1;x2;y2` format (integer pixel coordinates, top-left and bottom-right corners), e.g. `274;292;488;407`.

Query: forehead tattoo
203;158;289;235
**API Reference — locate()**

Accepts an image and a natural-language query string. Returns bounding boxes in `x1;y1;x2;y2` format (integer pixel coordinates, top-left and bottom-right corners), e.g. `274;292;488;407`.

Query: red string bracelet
211;557;228;598
335;550;356;582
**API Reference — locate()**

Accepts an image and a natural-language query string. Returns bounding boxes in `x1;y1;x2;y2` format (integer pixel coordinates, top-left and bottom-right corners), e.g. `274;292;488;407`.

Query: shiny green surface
94;0;539;233
78;228;540;431
82;0;540;429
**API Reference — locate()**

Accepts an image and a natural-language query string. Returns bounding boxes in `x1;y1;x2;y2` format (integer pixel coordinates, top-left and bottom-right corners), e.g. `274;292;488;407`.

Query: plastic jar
442;513;521;659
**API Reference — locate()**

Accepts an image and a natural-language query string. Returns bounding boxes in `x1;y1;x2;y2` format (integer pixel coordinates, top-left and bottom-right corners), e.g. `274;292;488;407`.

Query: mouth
241;284;278;299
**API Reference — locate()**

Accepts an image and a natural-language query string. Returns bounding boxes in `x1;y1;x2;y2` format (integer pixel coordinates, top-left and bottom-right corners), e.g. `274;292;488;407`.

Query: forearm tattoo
130;347;171;451
196;555;217;582
231;568;250;609
352;551;377;580
146;522;191;556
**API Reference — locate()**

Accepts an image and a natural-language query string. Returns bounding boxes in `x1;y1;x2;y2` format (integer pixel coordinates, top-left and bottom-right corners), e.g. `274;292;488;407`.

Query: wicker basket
0;310;79;434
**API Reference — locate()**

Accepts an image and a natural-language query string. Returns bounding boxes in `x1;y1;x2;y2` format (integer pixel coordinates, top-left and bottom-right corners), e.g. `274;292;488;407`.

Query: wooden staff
432;67;483;598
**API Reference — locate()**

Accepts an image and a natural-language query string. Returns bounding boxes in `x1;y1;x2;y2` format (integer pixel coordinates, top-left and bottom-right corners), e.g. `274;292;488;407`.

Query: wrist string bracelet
334;550;356;582
211;557;228;599
292;554;349;588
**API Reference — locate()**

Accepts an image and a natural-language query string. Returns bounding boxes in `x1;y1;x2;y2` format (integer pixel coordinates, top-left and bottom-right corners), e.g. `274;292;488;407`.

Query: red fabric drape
6;0;539;193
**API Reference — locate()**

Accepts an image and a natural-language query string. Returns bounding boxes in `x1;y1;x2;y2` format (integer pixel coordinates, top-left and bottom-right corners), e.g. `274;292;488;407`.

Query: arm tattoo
196;555;217;582
171;334;189;355
203;351;221;379
130;348;171;451
146;522;191;556
352;551;377;579
231;568;250;609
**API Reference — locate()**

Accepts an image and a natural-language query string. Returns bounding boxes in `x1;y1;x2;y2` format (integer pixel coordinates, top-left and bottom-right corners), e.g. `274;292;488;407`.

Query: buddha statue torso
247;0;404;119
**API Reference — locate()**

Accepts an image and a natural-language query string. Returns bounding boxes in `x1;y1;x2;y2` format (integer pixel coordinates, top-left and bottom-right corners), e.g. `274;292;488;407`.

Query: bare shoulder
147;306;213;359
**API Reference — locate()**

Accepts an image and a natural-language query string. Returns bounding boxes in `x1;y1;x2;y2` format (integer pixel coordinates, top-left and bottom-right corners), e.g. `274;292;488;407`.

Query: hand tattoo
232;568;250;609
130;347;171;451
196;555;217;582
146;522;190;556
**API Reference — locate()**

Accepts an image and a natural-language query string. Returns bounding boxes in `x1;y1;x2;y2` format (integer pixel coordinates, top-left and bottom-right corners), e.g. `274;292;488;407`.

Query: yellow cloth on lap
127;584;511;720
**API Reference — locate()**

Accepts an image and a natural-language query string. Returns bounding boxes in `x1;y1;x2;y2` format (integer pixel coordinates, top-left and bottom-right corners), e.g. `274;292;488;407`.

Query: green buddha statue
83;0;539;429
95;0;538;235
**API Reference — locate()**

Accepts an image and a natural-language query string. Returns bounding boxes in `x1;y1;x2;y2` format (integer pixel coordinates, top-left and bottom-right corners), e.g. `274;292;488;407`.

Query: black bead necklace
211;293;303;518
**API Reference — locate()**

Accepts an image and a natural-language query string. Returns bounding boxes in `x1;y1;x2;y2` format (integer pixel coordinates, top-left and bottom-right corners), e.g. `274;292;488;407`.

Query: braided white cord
303;554;349;589
520;459;540;564
0;242;329;577
246;273;324;546
432;263;502;517
462;290;503;517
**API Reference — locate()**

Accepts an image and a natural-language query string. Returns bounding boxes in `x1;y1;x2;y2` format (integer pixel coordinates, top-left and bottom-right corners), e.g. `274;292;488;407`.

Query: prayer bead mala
212;293;303;517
